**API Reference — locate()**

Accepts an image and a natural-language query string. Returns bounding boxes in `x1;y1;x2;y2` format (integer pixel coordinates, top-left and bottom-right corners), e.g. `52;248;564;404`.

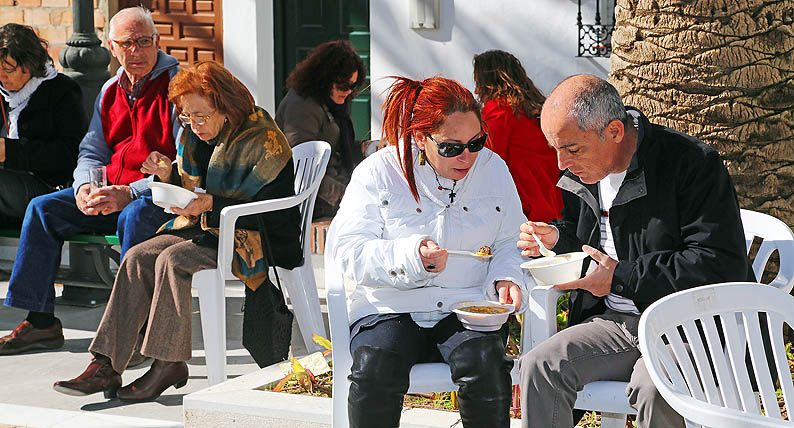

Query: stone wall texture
609;0;794;226
0;0;108;71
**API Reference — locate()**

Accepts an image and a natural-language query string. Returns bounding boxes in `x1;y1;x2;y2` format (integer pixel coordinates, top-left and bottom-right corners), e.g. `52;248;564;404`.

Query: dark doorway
274;0;371;139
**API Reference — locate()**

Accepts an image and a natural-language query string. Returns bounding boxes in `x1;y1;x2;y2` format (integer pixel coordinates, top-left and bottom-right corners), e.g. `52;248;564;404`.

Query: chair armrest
216;191;312;277
325;247;353;383
528;285;566;348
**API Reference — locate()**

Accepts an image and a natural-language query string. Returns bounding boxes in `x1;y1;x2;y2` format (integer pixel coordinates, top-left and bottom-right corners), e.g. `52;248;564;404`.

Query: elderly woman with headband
327;76;528;427
0;23;86;226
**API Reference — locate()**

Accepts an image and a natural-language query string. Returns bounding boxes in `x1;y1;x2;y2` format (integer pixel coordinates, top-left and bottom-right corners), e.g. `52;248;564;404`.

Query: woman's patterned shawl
158;107;292;290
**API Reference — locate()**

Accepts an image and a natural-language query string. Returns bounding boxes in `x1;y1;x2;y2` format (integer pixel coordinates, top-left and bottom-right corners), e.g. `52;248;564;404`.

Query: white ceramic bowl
450;300;515;331
147;182;198;213
521;251;589;286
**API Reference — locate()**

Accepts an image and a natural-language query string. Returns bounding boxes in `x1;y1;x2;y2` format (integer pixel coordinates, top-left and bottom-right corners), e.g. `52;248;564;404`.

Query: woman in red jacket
473;50;562;222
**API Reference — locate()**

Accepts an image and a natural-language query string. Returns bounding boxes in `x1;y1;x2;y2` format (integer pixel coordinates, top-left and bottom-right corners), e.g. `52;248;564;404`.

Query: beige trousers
89;228;216;374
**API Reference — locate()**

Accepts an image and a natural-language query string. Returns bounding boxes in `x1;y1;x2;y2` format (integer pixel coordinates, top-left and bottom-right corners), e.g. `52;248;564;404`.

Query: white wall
223;0;276;113
370;0;610;137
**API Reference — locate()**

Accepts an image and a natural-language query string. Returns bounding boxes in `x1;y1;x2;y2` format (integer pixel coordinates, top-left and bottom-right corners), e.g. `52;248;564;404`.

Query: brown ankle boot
117;359;188;402
53;357;122;398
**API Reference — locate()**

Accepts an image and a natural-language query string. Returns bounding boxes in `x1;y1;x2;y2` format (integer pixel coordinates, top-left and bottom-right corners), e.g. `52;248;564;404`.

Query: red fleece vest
100;72;177;185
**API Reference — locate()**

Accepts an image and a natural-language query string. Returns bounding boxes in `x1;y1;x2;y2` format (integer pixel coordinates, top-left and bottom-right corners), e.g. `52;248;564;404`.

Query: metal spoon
447;250;493;260
532;232;556;257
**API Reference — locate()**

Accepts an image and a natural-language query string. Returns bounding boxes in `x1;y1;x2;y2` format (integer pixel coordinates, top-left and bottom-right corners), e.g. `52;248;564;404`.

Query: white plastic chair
527;208;794;427
324;221;529;428
192;140;331;386
741;209;794;293
639;282;794;428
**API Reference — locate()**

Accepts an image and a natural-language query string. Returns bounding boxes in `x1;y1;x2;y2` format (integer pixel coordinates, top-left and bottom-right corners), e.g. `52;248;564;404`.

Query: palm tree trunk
609;0;794;225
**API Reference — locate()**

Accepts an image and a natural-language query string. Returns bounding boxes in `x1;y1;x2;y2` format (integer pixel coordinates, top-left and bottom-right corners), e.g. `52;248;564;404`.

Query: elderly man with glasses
0;6;181;356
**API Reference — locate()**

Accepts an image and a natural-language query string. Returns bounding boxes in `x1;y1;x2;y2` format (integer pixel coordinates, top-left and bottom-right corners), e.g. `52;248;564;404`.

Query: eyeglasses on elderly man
111;34;157;50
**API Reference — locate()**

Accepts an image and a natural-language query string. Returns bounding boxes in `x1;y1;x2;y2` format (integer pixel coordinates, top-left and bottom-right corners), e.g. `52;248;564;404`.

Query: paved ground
0;255;327;427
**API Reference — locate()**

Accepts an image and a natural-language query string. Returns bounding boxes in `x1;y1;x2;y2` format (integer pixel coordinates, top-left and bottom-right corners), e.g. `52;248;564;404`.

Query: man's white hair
109;6;157;39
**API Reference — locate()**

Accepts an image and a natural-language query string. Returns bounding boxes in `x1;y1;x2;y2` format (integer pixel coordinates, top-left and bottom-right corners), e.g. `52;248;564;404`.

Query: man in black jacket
517;75;753;428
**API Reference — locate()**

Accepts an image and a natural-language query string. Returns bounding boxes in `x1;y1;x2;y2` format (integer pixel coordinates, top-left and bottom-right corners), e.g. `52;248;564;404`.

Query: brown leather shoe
117;359;188;402
53;357;122;398
0;319;65;355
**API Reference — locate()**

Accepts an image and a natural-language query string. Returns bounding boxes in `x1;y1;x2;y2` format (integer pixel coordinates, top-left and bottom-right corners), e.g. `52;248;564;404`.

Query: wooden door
274;0;371;139
118;0;223;65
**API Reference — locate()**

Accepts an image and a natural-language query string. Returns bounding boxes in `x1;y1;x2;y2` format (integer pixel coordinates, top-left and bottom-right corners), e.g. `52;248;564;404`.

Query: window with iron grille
578;0;615;57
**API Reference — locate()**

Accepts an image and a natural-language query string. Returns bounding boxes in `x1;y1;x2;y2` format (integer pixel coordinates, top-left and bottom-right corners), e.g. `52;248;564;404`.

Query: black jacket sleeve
611;150;752;307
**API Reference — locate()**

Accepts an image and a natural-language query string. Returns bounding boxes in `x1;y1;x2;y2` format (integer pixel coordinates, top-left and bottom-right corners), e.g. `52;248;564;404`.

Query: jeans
4;188;174;313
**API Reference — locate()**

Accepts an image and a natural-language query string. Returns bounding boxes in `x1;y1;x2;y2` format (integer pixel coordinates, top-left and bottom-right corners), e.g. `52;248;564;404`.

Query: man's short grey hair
569;79;628;135
109;6;157;39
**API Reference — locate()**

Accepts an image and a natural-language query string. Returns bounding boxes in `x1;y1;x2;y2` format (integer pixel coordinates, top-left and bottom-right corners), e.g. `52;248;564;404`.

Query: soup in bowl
450;300;514;331
520;251;589;286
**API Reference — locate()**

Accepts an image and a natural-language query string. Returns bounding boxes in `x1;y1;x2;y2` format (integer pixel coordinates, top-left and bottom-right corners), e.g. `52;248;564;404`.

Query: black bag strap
256;215;287;307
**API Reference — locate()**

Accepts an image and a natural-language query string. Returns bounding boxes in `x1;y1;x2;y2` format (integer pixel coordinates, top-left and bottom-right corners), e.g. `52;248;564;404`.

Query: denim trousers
518;310;684;428
4;188;174;313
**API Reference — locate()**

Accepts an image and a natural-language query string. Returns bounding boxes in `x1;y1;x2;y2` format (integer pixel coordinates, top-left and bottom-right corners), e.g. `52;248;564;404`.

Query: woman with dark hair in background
473;49;562;222
0;23;86;226
275;40;366;218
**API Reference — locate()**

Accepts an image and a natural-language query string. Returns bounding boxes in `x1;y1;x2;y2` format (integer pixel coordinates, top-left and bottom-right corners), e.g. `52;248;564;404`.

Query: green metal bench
0;228;120;291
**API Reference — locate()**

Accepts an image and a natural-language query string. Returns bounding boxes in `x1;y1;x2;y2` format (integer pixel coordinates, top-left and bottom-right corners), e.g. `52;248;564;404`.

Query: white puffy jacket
328;145;531;325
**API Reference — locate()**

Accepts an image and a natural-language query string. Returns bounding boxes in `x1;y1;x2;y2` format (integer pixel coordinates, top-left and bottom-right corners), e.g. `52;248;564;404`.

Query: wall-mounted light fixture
409;0;440;29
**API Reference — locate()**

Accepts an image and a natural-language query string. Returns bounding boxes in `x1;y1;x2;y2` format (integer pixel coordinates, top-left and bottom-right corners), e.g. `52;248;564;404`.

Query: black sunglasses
427;132;488;157
334;80;356;92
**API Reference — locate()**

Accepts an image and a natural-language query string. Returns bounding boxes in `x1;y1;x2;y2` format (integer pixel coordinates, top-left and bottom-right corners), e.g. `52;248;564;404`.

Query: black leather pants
347;314;513;428
449;334;514;428
348;345;409;428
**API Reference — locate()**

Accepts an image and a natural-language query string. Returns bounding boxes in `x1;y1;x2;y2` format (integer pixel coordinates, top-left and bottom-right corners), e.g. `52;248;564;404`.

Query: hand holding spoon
532;232;556;257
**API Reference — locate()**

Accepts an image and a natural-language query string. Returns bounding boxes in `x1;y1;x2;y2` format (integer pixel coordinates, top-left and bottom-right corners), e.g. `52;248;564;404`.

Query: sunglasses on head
427;132;488;157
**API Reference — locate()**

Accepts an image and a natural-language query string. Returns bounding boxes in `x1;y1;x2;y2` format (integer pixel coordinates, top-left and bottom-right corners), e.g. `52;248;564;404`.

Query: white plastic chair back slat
639;282;794;428
770;312;794;419
745;312;780;417
697;314;737;408
675;321;711;403
719;310;760;414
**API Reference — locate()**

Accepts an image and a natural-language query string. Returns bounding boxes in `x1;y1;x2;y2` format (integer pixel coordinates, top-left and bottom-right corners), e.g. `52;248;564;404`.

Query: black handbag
241;216;294;368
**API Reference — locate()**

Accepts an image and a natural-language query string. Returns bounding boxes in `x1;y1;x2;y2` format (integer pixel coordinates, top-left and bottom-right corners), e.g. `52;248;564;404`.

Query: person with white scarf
0;23;86;226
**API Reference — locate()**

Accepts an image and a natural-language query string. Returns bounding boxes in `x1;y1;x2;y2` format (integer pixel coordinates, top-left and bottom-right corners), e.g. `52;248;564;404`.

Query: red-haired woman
327;76;528;427
53;61;302;401
473;50;562;222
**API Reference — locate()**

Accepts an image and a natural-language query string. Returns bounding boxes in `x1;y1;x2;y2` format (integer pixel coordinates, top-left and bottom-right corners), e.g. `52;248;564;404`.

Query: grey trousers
89;228;216;374
519;310;684;428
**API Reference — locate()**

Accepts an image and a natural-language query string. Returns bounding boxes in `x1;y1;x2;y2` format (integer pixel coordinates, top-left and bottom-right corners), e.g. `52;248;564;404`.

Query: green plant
269;334;333;396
